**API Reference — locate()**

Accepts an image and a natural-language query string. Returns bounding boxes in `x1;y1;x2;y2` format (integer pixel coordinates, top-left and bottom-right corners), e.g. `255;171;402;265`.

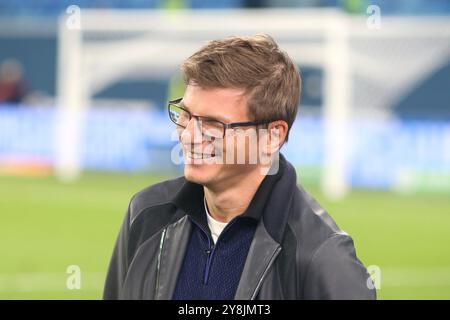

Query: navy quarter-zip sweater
172;167;282;300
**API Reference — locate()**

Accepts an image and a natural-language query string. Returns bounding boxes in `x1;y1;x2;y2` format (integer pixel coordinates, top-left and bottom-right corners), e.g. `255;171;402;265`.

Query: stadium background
0;0;449;299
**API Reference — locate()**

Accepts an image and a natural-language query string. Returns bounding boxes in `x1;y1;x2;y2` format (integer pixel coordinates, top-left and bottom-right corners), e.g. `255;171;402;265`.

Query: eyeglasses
167;98;273;139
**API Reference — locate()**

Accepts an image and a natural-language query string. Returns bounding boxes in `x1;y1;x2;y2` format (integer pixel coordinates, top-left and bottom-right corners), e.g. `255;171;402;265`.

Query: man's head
175;34;301;188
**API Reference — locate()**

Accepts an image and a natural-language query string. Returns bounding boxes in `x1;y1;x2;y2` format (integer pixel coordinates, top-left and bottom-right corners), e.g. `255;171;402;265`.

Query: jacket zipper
188;219;216;285
201;218;240;285
155;228;167;297
189;219;216;285
190;218;241;286
203;237;216;285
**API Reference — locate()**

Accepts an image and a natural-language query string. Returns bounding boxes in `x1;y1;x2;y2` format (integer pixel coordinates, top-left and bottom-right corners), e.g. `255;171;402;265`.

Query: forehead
181;85;249;122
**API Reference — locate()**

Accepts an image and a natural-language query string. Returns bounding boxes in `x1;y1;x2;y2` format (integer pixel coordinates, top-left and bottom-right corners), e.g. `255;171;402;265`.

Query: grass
0;170;449;299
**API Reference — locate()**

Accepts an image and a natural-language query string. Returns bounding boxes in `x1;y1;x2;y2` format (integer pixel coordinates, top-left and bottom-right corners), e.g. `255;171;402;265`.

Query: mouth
186;151;216;160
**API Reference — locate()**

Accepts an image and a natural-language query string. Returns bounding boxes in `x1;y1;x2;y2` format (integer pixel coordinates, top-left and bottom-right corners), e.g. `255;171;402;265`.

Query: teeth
187;151;214;159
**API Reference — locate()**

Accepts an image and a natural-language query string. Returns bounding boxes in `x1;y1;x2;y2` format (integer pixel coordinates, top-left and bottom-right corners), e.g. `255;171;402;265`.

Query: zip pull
205;243;215;255
203;243;216;285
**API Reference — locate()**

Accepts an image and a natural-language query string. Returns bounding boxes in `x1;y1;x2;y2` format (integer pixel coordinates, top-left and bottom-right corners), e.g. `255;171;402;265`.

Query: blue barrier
0;105;449;190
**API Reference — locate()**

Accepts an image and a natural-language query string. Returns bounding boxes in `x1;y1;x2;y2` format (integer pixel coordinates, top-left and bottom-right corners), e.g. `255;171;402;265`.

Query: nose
180;117;203;145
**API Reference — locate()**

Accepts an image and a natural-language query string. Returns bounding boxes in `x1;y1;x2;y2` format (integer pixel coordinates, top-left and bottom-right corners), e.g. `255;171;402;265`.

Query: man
103;34;376;300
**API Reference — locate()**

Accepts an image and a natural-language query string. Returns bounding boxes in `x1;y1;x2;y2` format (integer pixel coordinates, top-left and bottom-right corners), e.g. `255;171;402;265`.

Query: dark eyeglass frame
167;97;273;139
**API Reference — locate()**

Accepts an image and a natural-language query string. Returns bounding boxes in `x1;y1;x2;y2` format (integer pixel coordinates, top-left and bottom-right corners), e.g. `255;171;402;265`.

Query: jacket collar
235;154;298;299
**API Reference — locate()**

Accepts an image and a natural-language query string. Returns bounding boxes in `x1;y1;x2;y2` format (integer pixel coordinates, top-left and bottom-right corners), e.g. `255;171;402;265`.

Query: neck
203;168;266;223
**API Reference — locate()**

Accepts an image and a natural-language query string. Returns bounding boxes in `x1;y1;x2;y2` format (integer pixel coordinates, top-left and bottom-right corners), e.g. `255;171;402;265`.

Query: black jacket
103;154;376;300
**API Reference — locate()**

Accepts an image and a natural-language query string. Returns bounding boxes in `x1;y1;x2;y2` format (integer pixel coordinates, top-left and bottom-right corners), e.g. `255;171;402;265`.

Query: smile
186;151;216;159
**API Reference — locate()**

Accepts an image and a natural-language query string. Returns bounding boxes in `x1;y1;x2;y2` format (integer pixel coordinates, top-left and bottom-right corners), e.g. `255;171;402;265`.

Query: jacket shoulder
287;183;348;275
129;176;186;226
303;233;376;299
287;183;375;299
290;183;347;241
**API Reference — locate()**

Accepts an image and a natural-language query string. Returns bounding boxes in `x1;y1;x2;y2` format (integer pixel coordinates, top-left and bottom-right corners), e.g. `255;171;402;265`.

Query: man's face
178;85;262;188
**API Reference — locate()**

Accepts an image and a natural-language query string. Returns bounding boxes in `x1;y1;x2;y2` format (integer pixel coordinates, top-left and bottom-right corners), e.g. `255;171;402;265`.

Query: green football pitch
1;171;449;299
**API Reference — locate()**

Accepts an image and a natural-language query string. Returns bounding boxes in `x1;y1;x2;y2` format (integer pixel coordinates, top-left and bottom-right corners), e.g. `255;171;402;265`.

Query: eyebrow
179;100;229;123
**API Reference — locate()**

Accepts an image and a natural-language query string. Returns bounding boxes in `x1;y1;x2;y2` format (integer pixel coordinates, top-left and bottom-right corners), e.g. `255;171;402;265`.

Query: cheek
219;135;235;163
219;134;248;164
177;127;184;141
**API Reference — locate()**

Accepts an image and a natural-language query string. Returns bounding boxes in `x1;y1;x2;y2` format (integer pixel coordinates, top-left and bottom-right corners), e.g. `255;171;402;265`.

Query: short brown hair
181;34;301;142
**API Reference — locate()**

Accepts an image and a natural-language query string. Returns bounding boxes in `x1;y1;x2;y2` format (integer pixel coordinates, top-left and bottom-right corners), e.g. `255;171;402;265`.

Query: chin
184;163;217;186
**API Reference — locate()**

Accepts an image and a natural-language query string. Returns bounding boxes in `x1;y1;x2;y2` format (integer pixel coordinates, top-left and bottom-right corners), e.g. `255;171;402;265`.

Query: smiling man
103;34;376;300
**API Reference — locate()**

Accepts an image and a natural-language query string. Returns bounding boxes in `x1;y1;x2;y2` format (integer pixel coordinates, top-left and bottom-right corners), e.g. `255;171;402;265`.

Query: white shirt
204;197;228;244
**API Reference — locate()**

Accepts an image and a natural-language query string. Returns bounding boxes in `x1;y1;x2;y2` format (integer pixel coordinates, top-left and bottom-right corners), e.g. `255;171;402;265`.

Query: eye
201;119;224;139
179;109;190;121
169;104;190;126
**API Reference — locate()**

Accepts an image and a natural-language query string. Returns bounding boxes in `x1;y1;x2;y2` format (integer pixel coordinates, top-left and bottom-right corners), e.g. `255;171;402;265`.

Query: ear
259;120;288;157
258;120;288;175
267;120;288;152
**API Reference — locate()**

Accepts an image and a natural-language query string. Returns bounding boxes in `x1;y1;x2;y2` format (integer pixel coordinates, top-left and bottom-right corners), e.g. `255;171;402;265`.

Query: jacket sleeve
303;234;377;300
103;203;131;300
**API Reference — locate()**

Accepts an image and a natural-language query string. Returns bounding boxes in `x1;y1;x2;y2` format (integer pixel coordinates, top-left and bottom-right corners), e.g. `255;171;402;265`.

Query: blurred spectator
0;59;30;104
